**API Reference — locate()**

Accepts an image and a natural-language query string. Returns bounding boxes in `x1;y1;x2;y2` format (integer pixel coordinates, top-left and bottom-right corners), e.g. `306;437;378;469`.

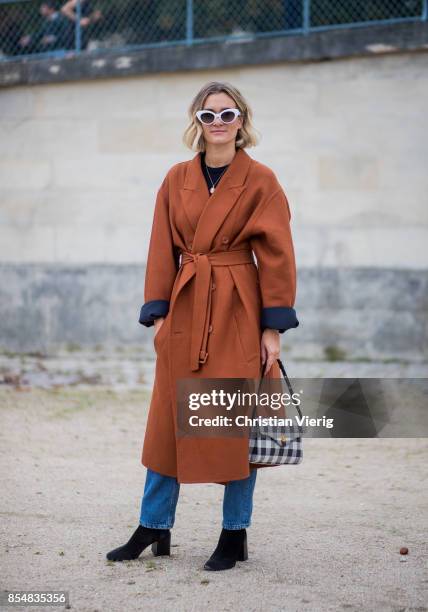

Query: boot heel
237;534;248;561
151;532;171;556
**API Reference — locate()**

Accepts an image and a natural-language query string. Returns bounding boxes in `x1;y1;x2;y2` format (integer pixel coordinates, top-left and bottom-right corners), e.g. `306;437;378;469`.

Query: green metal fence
0;0;426;61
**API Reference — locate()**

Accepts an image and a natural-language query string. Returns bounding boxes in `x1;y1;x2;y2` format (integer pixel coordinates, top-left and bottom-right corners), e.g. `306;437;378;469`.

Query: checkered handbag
249;358;304;465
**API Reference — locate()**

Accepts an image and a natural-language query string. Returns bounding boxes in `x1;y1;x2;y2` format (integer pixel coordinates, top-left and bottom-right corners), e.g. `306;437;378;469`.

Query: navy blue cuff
261;307;299;333
139;299;169;327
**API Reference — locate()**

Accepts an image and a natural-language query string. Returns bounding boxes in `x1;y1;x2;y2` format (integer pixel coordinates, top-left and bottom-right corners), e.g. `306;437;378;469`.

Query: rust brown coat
139;147;299;485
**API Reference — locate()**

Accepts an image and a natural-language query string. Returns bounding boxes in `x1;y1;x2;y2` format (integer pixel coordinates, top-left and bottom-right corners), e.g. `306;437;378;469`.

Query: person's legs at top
106;468;180;561
139;467;181;528
204;468;258;571
222;467;258;529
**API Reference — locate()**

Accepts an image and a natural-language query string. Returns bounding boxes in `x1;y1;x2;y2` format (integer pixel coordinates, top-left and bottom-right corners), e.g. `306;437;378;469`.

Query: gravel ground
1;347;427;391
0;381;427;612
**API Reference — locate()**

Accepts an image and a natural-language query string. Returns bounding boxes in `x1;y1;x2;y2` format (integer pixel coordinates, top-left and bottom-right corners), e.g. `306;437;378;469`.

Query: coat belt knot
180;247;255;371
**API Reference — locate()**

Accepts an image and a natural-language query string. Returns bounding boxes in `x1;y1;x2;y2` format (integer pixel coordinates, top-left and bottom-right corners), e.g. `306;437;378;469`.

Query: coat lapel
179;147;252;253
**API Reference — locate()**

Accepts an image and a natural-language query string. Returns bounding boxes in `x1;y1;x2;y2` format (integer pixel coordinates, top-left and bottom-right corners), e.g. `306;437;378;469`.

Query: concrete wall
0;49;427;359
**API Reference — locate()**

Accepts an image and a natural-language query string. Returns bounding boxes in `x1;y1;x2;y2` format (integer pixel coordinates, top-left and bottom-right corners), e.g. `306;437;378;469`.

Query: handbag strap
260;358;303;420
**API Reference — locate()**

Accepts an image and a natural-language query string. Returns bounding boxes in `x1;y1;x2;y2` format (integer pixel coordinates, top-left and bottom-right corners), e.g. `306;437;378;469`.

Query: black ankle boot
203;528;248;571
106;524;171;562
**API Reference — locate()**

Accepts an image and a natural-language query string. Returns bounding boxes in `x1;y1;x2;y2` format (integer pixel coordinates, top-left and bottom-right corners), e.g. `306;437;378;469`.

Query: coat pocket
153;316;169;354
231;287;259;364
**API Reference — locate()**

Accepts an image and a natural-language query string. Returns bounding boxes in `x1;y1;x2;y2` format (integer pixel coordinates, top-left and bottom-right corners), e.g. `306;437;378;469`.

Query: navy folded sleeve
139;299;170;328
261;306;299;334
139;171;179;328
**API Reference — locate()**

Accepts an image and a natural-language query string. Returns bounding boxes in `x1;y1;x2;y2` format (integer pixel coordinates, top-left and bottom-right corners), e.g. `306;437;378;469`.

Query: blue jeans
139;468;258;530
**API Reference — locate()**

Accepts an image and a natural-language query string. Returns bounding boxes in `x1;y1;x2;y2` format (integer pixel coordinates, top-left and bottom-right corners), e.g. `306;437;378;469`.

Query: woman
107;81;299;571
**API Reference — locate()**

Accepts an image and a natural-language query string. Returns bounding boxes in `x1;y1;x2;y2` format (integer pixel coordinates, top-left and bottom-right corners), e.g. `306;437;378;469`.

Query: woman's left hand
261;329;280;375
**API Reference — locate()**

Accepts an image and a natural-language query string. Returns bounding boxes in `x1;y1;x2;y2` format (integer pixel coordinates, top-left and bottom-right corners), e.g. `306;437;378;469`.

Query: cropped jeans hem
222;522;252;530
139;520;173;529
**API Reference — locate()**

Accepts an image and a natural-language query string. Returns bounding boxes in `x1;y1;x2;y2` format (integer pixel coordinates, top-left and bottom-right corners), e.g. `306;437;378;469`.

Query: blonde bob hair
182;81;260;152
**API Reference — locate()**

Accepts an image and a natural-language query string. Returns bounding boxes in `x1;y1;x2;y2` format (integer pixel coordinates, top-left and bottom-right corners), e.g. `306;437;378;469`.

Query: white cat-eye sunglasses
195;108;241;125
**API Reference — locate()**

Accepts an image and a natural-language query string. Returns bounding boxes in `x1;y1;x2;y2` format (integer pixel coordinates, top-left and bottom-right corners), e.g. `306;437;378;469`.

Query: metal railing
0;0;426;62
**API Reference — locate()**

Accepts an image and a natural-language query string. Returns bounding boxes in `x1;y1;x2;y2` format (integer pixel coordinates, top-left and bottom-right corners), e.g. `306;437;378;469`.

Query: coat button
221;236;229;244
211;282;216;291
208;324;213;333
188;242;193;250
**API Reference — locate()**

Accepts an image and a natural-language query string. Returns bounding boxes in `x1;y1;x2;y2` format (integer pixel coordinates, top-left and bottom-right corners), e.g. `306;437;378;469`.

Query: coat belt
180;248;255;372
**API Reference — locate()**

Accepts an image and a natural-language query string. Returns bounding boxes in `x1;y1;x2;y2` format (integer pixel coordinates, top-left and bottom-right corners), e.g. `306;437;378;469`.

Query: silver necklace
205;162;229;194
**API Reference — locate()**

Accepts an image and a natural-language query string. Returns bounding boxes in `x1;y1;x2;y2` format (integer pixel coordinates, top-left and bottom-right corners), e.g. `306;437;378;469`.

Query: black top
201;152;229;194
